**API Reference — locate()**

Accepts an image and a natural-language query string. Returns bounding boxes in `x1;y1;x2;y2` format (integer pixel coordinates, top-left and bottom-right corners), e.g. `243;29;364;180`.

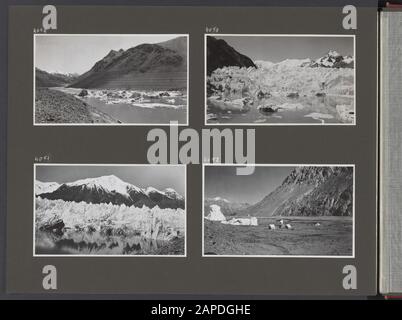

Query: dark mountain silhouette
245;167;353;217
69;36;187;90
207;36;257;75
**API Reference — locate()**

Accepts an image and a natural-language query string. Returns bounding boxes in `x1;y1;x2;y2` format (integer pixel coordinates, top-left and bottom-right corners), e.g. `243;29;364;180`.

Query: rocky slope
246;166;353;217
37;175;184;210
35;88;118;124
158;36;187;58
69;36;187;90
207;36;256;75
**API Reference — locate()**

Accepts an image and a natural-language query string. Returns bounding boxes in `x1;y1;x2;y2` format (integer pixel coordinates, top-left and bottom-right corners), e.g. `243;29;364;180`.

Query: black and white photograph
206;35;355;125
34;164;186;256
203;165;354;257
34;34;188;125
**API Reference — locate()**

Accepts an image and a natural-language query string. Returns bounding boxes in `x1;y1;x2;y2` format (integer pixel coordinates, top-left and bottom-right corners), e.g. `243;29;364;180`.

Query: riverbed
55;87;187;124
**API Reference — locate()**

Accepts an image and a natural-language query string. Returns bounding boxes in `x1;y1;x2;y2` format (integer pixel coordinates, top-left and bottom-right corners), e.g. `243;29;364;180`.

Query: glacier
208;64;354;99
207;59;355;124
35;197;185;255
55;87;187;109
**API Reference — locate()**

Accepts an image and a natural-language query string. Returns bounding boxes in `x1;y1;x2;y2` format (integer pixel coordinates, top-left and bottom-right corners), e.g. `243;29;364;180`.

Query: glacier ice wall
35;197;185;242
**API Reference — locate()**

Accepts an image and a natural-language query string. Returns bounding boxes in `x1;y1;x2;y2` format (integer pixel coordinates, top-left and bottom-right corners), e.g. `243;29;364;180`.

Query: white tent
205;204;226;221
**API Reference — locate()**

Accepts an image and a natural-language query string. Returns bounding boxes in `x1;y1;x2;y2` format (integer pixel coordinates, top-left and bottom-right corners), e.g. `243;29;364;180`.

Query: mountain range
36;175;185;209
207;35;354;75
207;167;353;218
35;68;79;87
310;50;354;68
254;51;354;70
204;197;250;217
68;36;187;90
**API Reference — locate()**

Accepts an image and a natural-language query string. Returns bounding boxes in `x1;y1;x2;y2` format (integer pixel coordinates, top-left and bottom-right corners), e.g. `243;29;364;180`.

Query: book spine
379;10;389;294
380;11;402;295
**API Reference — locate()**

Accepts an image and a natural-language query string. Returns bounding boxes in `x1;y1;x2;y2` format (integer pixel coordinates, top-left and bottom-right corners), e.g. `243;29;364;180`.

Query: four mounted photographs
34;164;186;256
34;34;189;125
32;34;357;259
203;164;354;257
205;35;355;125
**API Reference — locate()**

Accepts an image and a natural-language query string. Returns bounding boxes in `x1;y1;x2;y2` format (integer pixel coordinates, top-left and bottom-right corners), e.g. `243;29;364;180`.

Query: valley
204;166;354;256
35;35;188;124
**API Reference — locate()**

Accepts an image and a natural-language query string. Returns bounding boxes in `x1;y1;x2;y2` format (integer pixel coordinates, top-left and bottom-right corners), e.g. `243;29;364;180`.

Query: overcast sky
213;35;354;62
205;166;294;204
35;34;180;74
36;165;185;196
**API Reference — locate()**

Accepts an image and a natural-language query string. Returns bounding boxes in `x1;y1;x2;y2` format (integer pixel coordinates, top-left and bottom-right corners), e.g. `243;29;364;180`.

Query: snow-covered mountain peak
254;52;353;70
145;186;162;194
327;50;341;58
145;186;184;200
67;174;132;196
37;175;185;209
311;51;354;68
35;180;60;195
163;188;184;200
212;196;229;203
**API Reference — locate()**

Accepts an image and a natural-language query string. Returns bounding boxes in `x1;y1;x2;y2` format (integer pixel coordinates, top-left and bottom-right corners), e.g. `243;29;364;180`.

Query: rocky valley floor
204;216;353;256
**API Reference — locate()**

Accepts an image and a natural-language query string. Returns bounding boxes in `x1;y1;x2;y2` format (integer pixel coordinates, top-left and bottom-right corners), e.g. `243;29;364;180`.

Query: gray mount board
7;6;377;295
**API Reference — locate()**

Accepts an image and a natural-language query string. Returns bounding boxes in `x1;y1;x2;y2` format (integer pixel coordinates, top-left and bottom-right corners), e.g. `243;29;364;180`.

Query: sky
205;166;294;204
214;36;354;62
36;165;185;196
35;34;180;74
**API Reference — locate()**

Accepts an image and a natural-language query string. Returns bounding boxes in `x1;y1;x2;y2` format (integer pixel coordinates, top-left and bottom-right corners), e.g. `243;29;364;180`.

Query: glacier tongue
35;197;185;242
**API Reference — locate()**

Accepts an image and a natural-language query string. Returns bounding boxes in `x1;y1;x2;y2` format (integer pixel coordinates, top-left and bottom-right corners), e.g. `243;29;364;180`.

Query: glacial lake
54;87;187;124
207;95;354;124
35;230;178;255
86;98;187;124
